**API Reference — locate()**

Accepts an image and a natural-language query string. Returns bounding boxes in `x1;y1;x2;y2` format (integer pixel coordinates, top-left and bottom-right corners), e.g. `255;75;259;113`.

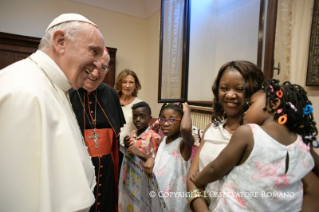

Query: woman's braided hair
262;79;317;145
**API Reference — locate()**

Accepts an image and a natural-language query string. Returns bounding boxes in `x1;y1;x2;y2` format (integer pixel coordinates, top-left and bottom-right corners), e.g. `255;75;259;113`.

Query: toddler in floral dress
144;102;195;212
190;79;318;211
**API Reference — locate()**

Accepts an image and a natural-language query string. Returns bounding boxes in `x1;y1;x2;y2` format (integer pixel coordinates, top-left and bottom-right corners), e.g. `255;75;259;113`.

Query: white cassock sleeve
0;60;95;212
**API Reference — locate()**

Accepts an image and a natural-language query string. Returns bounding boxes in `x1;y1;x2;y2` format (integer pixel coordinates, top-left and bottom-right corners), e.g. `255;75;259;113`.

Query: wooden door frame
263;0;278;80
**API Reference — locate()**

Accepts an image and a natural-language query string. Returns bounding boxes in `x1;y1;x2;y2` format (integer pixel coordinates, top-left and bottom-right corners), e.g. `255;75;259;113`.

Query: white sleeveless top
154;136;190;212
215;124;314;212
199;121;231;210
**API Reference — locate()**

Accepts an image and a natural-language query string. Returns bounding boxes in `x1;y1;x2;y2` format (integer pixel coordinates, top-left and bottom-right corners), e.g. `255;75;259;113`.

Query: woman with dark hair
210;60;265;125
114;69;143;161
187;61;264;211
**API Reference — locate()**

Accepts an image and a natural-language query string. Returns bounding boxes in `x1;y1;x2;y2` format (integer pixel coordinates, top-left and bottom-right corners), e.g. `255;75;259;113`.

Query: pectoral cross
89;129;100;149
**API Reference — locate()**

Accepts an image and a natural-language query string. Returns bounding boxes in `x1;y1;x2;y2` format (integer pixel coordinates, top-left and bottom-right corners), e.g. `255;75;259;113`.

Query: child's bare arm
127;145;150;160
143;157;155;175
191;125;252;186
187;124;211;212
180;102;195;161
180;102;194;147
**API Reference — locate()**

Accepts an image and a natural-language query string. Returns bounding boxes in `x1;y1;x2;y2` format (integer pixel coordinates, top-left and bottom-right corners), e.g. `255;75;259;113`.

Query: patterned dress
215;124;314;212
153;137;190;212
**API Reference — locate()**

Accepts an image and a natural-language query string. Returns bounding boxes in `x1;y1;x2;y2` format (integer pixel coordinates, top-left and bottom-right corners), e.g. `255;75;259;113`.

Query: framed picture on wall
306;0;319;86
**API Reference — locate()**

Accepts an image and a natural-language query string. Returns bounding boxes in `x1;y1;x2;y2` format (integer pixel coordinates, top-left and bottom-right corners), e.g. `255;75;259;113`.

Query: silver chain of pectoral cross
77;90;100;149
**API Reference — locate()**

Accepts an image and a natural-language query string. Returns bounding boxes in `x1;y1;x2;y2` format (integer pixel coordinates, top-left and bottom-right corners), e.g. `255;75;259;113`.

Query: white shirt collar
30;50;72;92
36;50;68;81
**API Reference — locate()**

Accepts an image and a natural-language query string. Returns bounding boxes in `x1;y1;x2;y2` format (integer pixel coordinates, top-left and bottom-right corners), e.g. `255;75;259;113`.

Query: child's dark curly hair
211;61;264;123
159;103;183;118
132;101;152;116
262;79;318;146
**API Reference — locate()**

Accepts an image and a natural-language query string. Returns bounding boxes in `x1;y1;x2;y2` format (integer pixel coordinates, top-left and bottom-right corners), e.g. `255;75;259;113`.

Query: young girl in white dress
190;79;319;212
144;102;195;212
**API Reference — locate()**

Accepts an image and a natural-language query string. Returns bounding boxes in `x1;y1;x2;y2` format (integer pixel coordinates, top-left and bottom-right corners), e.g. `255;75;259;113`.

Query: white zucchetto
46;13;98;32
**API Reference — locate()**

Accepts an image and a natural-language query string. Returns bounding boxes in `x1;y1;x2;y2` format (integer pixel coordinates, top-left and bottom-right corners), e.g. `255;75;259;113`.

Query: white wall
188;0;260;101
188;0;216;102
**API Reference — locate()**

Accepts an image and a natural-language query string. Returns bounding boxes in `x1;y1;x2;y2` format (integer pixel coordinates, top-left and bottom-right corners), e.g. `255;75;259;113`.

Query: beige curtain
274;0;314;84
274;0;319;155
161;0;184;99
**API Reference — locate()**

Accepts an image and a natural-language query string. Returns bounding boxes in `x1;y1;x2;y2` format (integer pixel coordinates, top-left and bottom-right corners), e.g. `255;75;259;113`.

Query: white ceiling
71;0;161;19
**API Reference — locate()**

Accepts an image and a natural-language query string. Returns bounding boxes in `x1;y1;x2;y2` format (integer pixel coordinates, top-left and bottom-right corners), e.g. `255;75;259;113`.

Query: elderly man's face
83;50;110;92
62;23;105;90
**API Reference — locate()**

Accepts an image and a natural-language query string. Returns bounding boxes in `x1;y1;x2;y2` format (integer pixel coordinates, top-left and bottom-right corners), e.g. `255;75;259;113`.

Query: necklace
77;90;100;148
224;124;238;134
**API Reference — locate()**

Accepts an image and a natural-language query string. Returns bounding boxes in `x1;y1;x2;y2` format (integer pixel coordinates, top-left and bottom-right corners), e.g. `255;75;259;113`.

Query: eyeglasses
100;65;110;74
157;117;181;125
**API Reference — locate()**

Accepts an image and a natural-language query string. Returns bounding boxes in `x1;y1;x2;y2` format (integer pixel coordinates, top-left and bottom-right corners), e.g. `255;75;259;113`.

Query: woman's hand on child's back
143;157;155;175
124;135;131;148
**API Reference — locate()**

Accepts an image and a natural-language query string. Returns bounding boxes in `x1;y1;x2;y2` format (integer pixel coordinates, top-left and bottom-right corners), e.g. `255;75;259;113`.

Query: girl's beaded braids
262;79;318;146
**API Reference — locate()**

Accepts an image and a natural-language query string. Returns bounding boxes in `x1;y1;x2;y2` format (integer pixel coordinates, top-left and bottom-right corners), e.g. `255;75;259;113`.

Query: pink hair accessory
269;85;274;92
277;108;283;114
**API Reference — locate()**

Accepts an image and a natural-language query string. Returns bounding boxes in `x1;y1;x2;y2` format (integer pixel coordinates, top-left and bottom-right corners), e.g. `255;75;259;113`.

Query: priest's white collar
36;50;67;80
30;50;72;92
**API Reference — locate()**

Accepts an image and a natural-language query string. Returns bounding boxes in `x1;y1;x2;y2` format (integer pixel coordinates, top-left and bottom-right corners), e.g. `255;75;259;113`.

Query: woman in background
115;69;142;163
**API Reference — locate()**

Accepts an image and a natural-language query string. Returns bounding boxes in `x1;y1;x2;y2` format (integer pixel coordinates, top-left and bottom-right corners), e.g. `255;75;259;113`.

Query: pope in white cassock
0;14;105;212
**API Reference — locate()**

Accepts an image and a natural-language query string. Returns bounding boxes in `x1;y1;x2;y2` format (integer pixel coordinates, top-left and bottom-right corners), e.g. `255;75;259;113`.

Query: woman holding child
187;61;319;211
190;79;318;211
187;61;264;211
